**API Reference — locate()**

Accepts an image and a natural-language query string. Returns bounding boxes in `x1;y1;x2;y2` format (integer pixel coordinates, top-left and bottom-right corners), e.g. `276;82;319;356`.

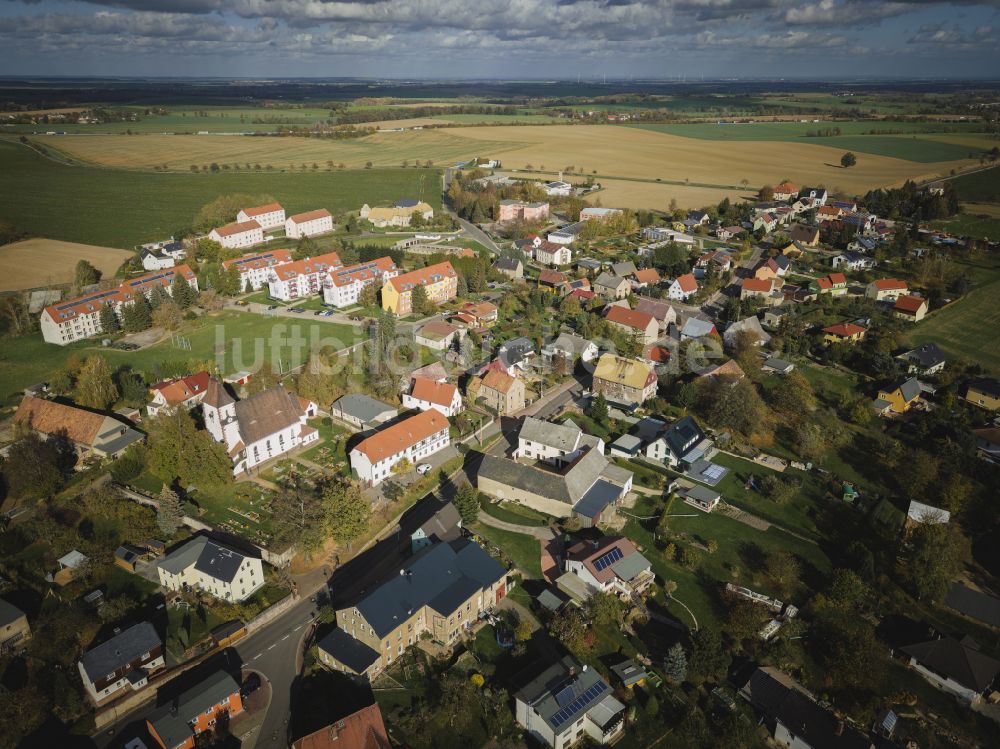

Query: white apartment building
237;202;286;230
266;251;343;301
157;536;265;602
535;241;572;267
285;209;334;239
322;256;398;308
221;249;294;292
350;409;451;486
39;265;199;345
209;220;265;249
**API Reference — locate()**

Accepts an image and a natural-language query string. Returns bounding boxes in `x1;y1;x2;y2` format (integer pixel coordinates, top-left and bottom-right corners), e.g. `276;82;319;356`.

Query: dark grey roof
356;539;505;638
395;198;419;208
147;670;240;749
573;479;620;519
0;598;25;629
576;257;603;270
159;537;247;584
764;357;794;372
493;257;521;271
969;377;1000;398
681;484;720;504
610;660;648;687
594;272;626;289
663;416;706;460
332;394;397;423
416;502;462;543
317;628;381;673
80;622;161;682
946;584;1000;628
499;337;535;368
515;655;612;732
611;261;637;276
741;668;872;749
903;636;1000;692
898;377;921;403
478;454;572;504
905;343;945;369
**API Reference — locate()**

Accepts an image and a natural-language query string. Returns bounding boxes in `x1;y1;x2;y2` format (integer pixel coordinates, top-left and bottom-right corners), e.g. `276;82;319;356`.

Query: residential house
892;345;944;380
209;220;264;250
630;268;660;289
360;201;434;228
848;236;879;254
514;417;599;467
695;250;733;276
78;622;164;704
140;248;176;271
157;536;265;603
591;354;657;408
773;181;798;201
788;224;820;246
514;655;626;749
237;202;285;230
499;200;550;223
541;333;598;366
634;297;678;332
221;249;294;292
581;207;622;221
267;251;343;301
754;213;779;233
872;377;921;415
667;273;698;301
320;539;506;677
716;225;743;241
677;482;721;512
563;537;653;599
290;703;391;749
478;369;526;415
945;583;1000;628
403;377;463;417
414;320;462;351
740;667;874;749
147;371;211;417
543;180;573;197
831;251;875;271
202;378;318;475
498;337;536;373
902;635;1000;704
604;306;659;345
13;395;144;461
894;294;928;322
410;501;462;554
330;394;397;430
461;301;498;327
285;209;334;239
322;257;399;308
645;416;716;470
536;241;572;267
762;307;788;331
610;261;637;278
381;261;458;316
740;277;775;301
40;265;199;345
822;323;867;344
679;317;718;341
797;187;828;205
809;272;848;297
0;599;30;656
965;378;1000;411
724;316;771;348
538;269;568;294
492;257;524;279
146;670;244;749
592;272;630;300
350;409;450;486
866;278;908;302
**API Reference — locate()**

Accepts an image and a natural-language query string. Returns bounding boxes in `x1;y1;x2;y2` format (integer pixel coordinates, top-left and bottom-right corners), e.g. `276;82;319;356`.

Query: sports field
0;238;133;291
904;257;1000;373
0;140;442;247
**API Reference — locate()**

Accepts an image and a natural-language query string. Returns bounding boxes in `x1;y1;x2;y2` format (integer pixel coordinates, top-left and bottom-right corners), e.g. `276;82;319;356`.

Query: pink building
498;200;550;223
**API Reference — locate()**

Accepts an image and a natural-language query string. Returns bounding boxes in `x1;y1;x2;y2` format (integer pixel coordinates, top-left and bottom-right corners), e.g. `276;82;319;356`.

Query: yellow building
873;377;921;415
381;261;459;315
592;354;657;407
966;378;1000;411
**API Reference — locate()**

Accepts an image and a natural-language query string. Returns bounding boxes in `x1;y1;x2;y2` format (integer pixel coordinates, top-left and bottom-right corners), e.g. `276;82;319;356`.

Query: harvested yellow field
585;178;746;211
0;238;133;292
45;130;524;171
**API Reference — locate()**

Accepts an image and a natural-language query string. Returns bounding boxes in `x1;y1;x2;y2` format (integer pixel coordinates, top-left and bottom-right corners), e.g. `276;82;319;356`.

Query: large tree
907;523;970;602
323;478;371;548
171;274;197;309
453;482;480;524
0;431;70;501
410;283;432;315
157;484;184;537
74;259;101;289
664;642;688;682
75;355;119;410
192;193;274;233
145;409;232;487
271;473;327;555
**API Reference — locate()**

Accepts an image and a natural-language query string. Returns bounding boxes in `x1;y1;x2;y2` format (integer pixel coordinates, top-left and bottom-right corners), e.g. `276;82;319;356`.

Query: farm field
903;256;1000;373
585;177;747;211
0;140;441;247
0;311;364;405
929;212;1000;242
947;165;1000;202
0;238;133;292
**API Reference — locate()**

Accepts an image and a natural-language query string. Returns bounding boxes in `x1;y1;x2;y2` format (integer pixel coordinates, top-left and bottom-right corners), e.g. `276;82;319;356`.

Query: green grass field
929;212;1000;242
0;311;363;405
0;139;442;247
903;255;1000;373
627;121;987;162
947;166;1000;202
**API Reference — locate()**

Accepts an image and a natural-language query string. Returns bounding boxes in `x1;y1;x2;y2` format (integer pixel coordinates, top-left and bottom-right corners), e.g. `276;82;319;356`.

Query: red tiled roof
270;251;343;281
14;395;106;446
569;289;594;300
814;277;833;290
538;269;567;285
894;294;928;314
213;220;261;237
353;410;448;463
829;272;847;285
775;181;797;194
481;369;517;394
44;265;197;322
387;261;456;293
632;268;660;284
823;323;867;338
287;208;332;224
418;320;459;339
221;249;293;272
291;703;390;749
410;377;458;407
673;273;697;293
643;345;671;363
150;371;211;404
605;305;656;331
741;278;773;292
567;536;641;584
241;202;283;217
873;278;907;291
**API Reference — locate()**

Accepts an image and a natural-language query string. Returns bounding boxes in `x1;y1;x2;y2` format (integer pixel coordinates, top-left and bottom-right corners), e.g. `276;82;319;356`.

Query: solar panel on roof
550;681;609;729
554;683;577;708
593;547;624;571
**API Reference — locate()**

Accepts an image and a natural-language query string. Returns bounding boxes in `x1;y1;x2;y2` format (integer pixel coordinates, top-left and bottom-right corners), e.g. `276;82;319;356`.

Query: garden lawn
480;499;550;527
470;521;543;579
300;417;350;473
929;211;1000;243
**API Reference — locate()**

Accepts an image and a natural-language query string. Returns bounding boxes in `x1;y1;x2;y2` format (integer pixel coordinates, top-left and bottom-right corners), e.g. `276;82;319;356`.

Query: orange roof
241;202;283;217
14;395;107;446
605;305;656;331
387;261;457;294
823;323;866;338
818;206;841;216
353;409;449;463
481;369;517;394
288;208;332;224
269;251;342;281
538;269;567;285
699;359;746;379
213;219;261;237
44;265;197;323
815;277;833;290
327;256;396;288
829;272;847;285
775;181;797;194
410;377;458;407
741;278;773;292
221;249;293;272
894;294;928;313
418;320;459;339
463;301;497;318
643;345;671;363
873;278;907;291
673;273;697;293
291;703;390;749
633;268;660;284
150;371;211;405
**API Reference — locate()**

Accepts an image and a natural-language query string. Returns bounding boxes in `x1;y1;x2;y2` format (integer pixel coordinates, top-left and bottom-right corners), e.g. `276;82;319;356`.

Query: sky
0;0;998;79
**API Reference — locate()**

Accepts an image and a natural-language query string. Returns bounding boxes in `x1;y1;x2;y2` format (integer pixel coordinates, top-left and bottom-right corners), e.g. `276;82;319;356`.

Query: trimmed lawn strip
479;499;550;527
470;520;543;579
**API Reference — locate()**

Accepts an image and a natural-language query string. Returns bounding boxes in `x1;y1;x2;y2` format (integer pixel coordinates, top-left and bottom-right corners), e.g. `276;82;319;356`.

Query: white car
416;463;432;475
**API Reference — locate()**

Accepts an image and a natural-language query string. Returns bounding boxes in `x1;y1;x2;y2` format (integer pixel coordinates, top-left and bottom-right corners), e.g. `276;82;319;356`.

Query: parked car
289;307;305;313
318;310;335;316
235;300;248;306
416;463;432;475
267;305;278;310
